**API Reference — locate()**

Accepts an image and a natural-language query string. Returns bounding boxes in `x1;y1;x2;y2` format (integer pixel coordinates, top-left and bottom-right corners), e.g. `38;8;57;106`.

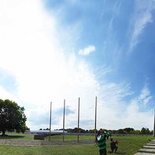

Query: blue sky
0;0;155;130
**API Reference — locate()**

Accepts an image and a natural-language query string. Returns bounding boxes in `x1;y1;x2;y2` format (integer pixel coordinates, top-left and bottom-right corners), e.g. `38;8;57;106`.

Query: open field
0;133;154;155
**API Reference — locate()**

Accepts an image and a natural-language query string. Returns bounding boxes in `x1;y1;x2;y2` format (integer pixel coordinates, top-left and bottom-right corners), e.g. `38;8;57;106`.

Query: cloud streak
128;0;155;53
78;45;96;55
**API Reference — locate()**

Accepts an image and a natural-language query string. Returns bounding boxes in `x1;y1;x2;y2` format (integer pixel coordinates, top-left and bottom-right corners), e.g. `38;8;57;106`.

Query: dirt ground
0;140;94;146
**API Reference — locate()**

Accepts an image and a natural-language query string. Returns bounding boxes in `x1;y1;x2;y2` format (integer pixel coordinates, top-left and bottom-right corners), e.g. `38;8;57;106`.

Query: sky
0;0;155;131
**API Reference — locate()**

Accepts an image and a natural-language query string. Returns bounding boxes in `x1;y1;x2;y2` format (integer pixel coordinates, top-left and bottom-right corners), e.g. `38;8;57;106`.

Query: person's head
111;138;113;141
97;130;102;136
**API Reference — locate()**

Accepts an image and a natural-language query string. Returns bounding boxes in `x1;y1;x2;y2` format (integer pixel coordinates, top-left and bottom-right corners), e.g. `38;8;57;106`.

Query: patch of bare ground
0;140;94;146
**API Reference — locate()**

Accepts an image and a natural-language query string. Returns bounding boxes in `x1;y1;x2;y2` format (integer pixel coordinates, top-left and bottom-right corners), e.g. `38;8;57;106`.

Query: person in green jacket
96;131;107;155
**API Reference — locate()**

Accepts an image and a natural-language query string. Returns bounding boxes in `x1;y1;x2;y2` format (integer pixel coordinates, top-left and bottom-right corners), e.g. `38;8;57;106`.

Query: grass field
0;133;154;155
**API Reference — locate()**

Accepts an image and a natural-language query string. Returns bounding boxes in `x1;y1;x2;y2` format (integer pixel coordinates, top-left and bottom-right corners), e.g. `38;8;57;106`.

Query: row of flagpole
49;96;98;142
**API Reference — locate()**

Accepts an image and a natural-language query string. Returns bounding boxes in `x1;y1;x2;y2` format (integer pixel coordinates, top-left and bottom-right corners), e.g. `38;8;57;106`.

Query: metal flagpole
153;108;155;137
63;99;66;142
77;97;80;143
94;96;97;142
49;102;52;141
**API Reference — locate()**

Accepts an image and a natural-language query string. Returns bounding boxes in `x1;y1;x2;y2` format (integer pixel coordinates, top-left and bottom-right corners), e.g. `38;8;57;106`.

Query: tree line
65;127;153;135
40;127;153;135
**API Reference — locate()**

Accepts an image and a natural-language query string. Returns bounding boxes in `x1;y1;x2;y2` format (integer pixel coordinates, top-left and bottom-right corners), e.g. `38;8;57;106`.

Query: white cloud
0;0;153;131
0;0;99;130
78;45;96;55
122;84;153;129
128;0;155;53
138;84;152;106
0;85;18;101
95;82;153;130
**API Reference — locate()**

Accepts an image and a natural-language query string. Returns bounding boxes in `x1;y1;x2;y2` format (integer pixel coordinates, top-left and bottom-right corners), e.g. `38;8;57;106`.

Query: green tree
0;99;27;136
124;127;134;133
141;127;151;134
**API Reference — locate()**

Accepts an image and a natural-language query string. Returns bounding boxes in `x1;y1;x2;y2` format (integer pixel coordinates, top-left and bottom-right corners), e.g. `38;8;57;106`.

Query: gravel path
0;140;94;146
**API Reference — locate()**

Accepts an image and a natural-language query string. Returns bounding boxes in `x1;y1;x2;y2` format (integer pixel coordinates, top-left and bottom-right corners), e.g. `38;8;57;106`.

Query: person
115;139;118;146
106;132;109;139
96;131;107;155
110;138;118;153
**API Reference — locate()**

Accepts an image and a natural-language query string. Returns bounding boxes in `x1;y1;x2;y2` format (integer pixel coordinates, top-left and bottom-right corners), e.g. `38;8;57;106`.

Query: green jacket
96;134;107;150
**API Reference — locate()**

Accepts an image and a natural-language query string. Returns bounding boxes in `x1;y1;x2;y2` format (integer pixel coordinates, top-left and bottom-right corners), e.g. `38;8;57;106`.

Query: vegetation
40;127;153;135
0;133;154;155
0;99;27;136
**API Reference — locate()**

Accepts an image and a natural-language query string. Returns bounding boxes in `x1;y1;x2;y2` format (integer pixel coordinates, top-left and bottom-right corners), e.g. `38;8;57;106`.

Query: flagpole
94;96;97;142
63;99;66;142
49;102;52;141
77;97;80;143
153;108;155;137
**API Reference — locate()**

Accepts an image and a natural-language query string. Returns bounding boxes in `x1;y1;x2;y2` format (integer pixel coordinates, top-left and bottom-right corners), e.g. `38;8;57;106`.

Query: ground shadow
108;151;126;155
115;152;126;154
0;135;25;139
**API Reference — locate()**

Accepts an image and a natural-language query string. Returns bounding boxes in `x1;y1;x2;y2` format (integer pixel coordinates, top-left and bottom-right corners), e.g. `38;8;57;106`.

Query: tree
0;99;27;136
141;127;151;134
117;129;123;134
124;127;134;133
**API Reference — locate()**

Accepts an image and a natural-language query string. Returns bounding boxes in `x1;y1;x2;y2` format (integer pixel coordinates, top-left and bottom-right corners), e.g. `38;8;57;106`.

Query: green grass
106;135;154;154
45;134;94;141
0;133;154;155
0;145;97;155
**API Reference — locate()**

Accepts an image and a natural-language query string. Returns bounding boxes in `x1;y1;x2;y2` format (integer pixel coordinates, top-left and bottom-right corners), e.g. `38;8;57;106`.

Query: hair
97;131;101;136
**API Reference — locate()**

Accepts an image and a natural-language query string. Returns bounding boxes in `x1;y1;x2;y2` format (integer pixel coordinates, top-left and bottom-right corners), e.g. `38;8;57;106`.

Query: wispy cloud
78;45;96;55
0;0;154;131
138;84;152;107
123;83;153;129
128;0;155;53
127;84;152;113
0;85;18;101
95;80;153;130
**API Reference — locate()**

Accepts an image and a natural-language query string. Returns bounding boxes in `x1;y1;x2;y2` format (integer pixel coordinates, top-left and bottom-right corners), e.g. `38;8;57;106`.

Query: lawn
0;133;154;155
